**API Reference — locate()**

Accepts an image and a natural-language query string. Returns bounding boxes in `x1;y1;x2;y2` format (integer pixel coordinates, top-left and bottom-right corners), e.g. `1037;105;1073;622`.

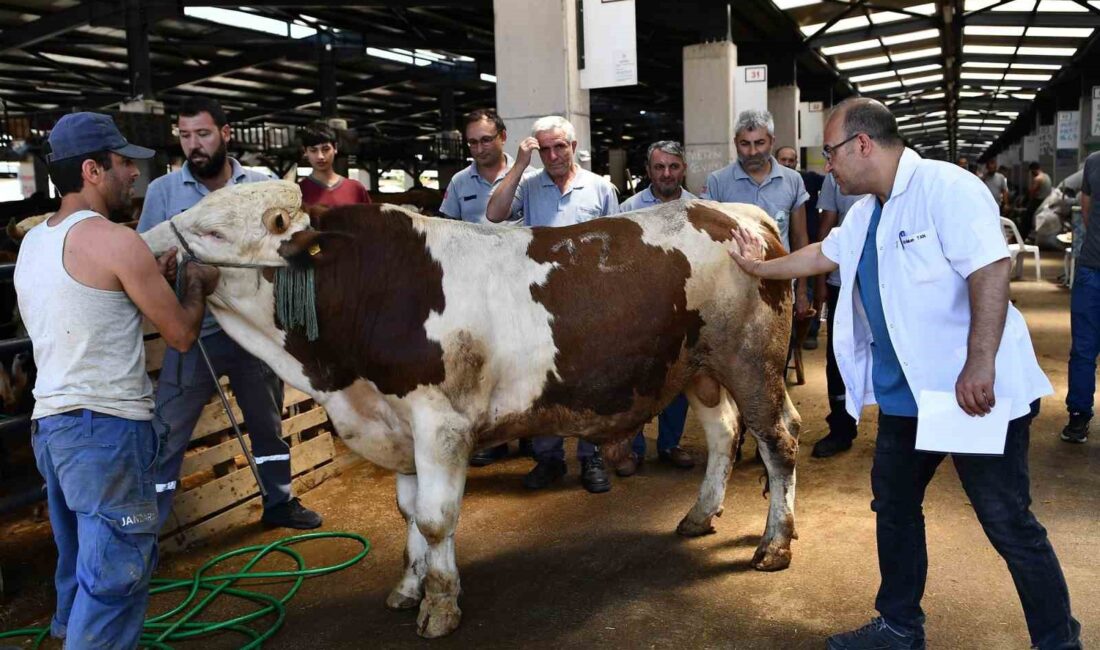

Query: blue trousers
631;393;689;456
1067;264;1100;415
32;410;159;649
154;330;291;532
872;403;1081;649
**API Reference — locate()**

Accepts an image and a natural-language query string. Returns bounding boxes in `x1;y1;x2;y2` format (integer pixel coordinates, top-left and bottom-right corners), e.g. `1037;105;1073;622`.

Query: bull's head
141;180;310;270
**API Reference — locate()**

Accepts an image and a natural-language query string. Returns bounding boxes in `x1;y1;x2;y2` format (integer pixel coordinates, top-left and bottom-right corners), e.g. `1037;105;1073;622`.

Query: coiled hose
0;531;370;649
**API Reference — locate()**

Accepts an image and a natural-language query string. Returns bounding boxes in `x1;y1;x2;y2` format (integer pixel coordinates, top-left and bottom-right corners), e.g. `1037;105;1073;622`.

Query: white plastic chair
1001;217;1041;281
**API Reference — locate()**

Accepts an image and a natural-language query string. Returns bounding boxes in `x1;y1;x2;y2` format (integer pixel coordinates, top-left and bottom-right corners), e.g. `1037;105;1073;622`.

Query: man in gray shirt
486;115;618;494
983;157;1008;213
812;172;868;459
1062;151;1100;444
702;109;812;318
138;97;322;531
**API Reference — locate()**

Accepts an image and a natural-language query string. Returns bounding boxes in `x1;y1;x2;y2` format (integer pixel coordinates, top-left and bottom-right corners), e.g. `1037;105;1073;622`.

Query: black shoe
523;459;566;489
1061;412;1090;443
826;617;925;650
802;335;819;350
580;454;612;494
470;443;509;467
518;437;535;457
812;431;855;458
262;497;323;530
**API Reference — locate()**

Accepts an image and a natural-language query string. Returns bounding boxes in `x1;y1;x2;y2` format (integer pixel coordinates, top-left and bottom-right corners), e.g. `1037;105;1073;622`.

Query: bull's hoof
676;515;717;537
385;588;421;611
417;597;462;638
751;543;792;571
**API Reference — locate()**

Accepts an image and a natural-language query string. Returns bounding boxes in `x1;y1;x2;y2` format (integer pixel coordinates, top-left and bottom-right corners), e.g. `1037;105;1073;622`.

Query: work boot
826;617;925;650
1061;412;1091;444
523;459;566;489
658;446;695;469
580;453;612;493
470;443;509;467
614;452;642;477
262;498;323;530
812;431;855;458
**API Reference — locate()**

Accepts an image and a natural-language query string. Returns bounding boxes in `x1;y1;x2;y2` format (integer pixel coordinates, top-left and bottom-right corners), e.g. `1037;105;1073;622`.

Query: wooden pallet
145;329;360;553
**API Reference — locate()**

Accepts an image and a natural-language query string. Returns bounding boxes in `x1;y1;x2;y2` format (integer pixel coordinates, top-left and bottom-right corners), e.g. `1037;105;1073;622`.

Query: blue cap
47;112;155;162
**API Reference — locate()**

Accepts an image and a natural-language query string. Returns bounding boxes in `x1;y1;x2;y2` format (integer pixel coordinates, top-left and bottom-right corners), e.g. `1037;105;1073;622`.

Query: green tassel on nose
274;265;319;341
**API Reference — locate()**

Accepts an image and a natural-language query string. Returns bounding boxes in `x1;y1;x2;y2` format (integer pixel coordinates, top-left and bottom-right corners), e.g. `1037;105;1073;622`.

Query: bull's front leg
386;472;428;610
410;413;473;638
677;384;739;537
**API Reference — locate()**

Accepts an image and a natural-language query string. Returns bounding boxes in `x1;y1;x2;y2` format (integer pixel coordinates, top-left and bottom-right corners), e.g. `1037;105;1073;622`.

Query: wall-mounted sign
580;0;637;89
744;65;767;83
1092;86;1100;138
808;101;824;112
1056;111;1080;150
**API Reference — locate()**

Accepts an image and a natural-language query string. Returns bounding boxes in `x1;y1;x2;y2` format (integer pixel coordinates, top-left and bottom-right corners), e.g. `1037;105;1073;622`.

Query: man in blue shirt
614;140;695;477
703;109;812;319
138;97;321;532
440;109;517;225
486;115;618;493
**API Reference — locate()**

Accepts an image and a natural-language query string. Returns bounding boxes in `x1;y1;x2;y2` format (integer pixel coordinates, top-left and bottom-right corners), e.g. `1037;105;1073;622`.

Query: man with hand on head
486;115;619;493
727;97;1080;650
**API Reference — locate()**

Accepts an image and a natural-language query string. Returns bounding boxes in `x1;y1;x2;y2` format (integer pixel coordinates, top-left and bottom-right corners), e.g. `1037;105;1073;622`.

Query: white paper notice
915;390;1012;456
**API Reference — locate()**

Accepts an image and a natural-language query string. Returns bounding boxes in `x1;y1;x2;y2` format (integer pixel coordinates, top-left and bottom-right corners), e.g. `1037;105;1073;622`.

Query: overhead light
963;45;1015;55
1026;27;1094;38
922;92;946;99
772;0;818;8
801;16;869;37
881;29;940;46
891;47;941;62
850;69;896;83
904;73;943;86
964;26;1024;37
639;110;646;115
822;39;882;56
993;0;1087;11
1017;46;1077;56
835;55;890;70
859;79;903;92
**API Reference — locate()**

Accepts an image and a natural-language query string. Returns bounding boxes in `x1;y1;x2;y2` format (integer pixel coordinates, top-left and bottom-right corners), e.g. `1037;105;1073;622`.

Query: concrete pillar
768;85;800;154
608;147;627;194
683;41;737;196
493;0;591;170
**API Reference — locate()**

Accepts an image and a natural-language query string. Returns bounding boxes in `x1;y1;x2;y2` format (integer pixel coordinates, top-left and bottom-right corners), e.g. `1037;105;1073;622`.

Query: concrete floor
2;256;1098;648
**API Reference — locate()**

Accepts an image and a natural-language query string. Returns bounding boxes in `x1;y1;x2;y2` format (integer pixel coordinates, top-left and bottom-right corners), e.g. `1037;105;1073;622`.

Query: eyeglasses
466;133;499;148
822;133;861;163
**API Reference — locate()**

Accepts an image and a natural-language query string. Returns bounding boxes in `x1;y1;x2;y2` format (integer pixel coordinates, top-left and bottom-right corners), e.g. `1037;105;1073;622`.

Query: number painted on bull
550;231;628;273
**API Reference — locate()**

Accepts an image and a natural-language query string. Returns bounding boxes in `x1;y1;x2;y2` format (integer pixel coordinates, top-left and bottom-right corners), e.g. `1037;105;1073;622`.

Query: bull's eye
204;230;225;241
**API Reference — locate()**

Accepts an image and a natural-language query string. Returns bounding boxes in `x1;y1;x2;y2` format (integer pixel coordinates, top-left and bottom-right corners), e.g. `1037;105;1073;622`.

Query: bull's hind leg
677;374;740;537
723;359;801;571
410;410;473;638
386;472;428;610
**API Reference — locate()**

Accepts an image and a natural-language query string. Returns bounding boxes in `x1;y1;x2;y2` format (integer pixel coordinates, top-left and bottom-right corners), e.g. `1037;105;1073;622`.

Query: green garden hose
0;531;370;649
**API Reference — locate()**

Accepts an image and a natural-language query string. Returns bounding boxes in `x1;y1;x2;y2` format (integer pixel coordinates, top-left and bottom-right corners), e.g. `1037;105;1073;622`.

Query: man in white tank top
14;112;218;649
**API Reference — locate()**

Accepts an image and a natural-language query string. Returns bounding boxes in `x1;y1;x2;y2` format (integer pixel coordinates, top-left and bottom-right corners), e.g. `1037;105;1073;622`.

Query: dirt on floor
1;254;1098;649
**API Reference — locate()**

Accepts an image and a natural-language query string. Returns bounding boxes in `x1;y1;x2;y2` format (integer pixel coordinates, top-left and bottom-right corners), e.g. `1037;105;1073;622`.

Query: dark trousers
1067;265;1100;415
825;283;857;438
872;404;1081;649
631;393;690;456
154;330;291;532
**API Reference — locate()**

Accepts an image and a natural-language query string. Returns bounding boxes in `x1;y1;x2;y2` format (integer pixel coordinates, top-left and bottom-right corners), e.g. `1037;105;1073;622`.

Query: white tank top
14;210;154;420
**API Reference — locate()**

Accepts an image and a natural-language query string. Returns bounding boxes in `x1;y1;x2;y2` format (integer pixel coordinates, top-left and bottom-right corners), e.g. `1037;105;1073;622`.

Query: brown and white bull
141;180;801;638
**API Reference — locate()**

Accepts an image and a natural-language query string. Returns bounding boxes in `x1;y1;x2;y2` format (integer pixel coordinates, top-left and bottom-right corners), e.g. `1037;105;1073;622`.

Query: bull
141;180;800;638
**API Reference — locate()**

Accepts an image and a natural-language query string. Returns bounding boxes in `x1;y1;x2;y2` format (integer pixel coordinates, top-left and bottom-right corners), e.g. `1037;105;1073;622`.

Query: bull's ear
277;230;352;266
305;204;330;229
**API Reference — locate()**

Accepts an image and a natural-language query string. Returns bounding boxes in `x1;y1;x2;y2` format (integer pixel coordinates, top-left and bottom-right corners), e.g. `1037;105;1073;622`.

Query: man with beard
613;140;695;477
703;109;812;320
15;112;218;648
486;115;619;494
728;97;1080;650
139;97;322;531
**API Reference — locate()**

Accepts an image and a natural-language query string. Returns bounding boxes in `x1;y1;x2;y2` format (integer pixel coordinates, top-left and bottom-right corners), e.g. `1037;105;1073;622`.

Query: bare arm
108;229;217;352
955;258;1011;416
1082;192;1091;230
486;137;539;223
727;228;837;279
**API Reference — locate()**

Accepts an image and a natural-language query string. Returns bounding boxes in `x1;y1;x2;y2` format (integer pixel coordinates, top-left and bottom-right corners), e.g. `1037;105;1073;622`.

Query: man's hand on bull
184;261;220;296
726;227;766;276
516;137;540;169
157;247;178;285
